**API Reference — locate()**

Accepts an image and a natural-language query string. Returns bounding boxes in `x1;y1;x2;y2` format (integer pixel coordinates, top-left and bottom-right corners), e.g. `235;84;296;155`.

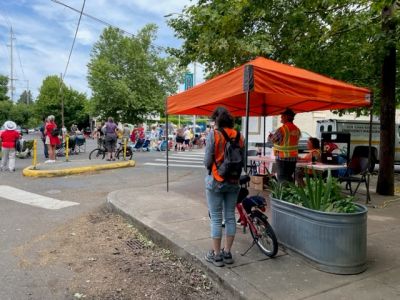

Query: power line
50;0;135;37
14;38;26;81
62;0;86;81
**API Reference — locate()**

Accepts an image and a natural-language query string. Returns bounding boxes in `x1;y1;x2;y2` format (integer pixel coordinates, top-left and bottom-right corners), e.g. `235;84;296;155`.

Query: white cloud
0;0;192;101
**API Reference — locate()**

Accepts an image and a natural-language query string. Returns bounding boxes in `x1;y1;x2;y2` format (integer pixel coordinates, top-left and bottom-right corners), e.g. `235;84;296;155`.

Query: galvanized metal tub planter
270;197;367;274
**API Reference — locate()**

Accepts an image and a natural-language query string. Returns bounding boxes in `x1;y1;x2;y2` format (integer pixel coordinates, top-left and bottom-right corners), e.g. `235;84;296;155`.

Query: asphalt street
0;133;206;299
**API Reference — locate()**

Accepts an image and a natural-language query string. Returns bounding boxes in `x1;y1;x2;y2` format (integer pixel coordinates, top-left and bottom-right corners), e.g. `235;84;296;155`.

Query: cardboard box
250;175;265;191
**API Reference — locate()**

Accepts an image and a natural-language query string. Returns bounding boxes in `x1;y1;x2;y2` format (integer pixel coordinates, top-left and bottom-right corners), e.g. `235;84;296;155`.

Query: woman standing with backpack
44;115;60;163
203;106;245;267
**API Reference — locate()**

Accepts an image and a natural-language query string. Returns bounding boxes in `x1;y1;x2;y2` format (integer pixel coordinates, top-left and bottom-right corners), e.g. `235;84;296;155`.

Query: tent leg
245;91;251;173
165;101;169;192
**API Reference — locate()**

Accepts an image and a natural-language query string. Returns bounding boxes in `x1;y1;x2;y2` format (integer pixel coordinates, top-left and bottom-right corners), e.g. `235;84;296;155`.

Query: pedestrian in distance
0;120;21;172
44;115;61;163
203;106;245;267
268;108;301;184
39;117;49;159
104;117;118;161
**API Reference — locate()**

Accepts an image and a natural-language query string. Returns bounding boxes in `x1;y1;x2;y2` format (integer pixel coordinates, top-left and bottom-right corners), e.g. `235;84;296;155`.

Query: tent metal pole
263;101;266;156
165;99;169;192
243;64;254;174
245;91;250;173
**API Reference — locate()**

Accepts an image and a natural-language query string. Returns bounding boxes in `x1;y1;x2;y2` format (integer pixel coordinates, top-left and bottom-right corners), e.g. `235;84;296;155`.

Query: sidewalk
107;178;400;300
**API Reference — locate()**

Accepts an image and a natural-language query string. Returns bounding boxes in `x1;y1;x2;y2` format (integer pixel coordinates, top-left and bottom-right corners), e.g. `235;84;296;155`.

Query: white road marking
0;185;80;210
165;156;204;161
168;153;204;157
144;163;204;168
155;159;202;163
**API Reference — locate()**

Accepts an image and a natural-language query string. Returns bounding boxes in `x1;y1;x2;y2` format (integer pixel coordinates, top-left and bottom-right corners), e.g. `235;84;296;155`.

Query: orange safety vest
212;128;244;182
273;122;301;159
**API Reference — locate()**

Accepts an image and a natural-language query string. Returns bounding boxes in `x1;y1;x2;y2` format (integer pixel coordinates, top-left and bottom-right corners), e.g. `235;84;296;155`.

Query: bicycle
89;139;133;160
236;175;278;257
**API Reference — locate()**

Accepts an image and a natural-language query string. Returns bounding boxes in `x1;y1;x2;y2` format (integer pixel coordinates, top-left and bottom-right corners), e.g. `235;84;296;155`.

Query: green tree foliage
167;0;399;196
0;100;13;125
0;75;10;102
167;0;397;110
35;75;89;129
87;24;183;124
17;90;34;105
11;103;33;128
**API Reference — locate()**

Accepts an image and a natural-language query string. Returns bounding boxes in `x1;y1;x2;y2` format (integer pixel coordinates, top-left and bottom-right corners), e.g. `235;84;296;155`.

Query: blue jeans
205;175;239;239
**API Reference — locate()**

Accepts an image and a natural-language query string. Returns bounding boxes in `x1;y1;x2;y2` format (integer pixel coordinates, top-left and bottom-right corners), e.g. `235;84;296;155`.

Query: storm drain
126;239;145;250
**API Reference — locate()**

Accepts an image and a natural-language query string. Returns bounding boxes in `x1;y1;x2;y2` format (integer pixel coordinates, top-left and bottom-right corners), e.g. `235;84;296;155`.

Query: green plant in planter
270;171;357;213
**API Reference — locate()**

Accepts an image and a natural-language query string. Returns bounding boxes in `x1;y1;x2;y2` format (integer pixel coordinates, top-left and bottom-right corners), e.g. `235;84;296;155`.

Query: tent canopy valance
167;57;371;116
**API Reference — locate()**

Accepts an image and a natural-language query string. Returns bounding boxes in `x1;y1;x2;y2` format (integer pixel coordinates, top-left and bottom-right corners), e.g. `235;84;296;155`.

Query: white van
316;119;400;163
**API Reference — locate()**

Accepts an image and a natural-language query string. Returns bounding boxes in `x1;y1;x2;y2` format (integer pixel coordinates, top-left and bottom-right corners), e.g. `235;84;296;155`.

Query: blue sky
0;0;193;101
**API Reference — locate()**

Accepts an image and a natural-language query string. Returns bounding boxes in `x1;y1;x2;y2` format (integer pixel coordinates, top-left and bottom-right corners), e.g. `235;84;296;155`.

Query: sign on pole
184;73;193;90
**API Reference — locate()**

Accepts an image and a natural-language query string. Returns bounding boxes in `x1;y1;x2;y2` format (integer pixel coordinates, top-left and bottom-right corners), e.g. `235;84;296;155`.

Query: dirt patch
15;207;227;299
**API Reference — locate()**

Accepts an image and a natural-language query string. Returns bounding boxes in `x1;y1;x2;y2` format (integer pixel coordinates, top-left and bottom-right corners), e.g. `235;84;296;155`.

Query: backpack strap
217;128;230;142
218;128;240;144
213;128;239;170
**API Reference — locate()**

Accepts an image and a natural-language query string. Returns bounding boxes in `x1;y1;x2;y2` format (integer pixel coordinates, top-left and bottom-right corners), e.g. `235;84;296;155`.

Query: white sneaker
45;160;55;163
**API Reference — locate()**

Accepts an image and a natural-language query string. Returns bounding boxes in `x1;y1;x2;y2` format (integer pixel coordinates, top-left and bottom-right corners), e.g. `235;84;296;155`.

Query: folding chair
339;156;371;203
246;149;259;175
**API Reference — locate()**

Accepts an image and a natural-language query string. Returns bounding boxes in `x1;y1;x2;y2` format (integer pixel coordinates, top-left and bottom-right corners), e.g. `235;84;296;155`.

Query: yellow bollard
65;135;69;162
32;139;37;169
123;138;127;160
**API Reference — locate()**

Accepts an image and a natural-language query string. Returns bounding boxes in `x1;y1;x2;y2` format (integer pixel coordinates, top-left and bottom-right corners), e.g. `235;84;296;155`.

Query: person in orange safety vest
268;108;301;183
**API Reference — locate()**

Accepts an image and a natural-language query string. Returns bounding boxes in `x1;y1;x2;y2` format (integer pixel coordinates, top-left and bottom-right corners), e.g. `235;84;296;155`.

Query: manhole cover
126;239;144;250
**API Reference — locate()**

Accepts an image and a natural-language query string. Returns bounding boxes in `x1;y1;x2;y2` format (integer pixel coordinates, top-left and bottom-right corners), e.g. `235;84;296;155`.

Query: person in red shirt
0;120;21;172
44;115;61;163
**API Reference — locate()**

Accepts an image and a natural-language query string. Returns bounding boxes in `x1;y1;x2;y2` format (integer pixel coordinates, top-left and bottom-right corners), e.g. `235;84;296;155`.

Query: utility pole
60;73;65;128
8;27;15;102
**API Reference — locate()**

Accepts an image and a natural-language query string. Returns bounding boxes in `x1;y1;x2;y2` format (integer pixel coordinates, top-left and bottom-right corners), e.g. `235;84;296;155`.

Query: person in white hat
0;120;21;172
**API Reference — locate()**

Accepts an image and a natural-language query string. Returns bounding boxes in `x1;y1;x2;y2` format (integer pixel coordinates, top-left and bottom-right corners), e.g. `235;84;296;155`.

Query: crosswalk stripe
166;156;204;161
155;159;202;163
144;163;204;168
0;185;80;210
166;153;204;157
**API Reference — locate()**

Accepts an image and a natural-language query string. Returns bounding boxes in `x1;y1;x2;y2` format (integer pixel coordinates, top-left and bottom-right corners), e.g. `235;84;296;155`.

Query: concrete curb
22;160;135;177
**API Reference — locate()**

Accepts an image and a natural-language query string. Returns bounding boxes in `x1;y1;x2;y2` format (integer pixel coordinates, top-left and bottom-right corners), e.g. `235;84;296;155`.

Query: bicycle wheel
89;148;105;160
249;210;278;257
116;148;133;160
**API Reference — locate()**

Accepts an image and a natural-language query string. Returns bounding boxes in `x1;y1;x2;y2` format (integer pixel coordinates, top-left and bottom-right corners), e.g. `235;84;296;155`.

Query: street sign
184;73;193;90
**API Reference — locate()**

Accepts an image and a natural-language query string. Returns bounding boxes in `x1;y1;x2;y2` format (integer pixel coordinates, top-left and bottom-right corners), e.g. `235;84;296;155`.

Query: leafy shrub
270;172;357;213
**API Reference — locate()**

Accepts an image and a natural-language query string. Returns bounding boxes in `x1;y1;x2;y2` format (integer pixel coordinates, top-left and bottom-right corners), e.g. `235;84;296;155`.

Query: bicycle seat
239;175;250;185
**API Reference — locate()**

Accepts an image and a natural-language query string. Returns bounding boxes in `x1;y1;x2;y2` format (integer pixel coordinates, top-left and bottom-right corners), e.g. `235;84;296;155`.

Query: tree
18;90;34;105
87;24;184;124
0;75;10;102
35;75;89;129
167;0;399;195
0;100;13;125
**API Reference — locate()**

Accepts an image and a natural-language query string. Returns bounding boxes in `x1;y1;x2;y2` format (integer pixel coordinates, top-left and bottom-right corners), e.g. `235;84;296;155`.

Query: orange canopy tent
167;57;371;116
164;57;372;191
